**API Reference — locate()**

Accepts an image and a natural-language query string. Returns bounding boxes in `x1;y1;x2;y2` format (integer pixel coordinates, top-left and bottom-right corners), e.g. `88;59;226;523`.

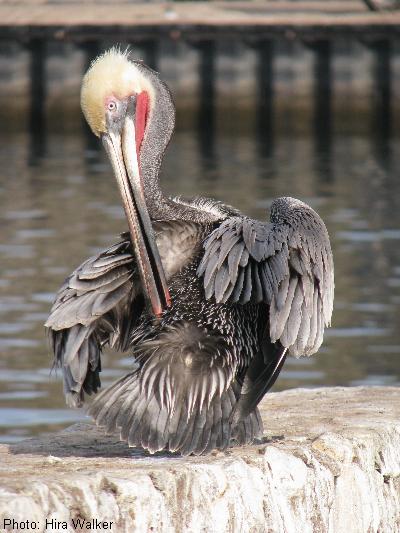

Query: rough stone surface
1;387;399;533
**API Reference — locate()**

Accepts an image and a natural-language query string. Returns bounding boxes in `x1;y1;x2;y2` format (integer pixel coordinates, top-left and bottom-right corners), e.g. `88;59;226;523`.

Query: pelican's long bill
101;99;170;318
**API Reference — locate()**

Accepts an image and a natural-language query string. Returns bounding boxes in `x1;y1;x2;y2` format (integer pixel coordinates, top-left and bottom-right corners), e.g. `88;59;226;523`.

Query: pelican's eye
104;97;129;132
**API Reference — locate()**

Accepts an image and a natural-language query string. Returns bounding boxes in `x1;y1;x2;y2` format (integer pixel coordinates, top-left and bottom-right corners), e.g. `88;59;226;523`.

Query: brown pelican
46;49;334;455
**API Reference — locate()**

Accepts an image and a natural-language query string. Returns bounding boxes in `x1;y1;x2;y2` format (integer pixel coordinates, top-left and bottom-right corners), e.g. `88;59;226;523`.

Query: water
0;105;399;444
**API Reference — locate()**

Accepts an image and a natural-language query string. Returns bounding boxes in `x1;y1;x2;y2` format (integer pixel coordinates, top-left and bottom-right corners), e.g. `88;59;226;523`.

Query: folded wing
197;196;334;357
45;237;140;407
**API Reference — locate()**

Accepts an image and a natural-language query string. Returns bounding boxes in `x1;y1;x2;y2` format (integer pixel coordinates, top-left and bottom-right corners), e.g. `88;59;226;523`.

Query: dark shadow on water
312;39;333;185
371;39;392;144
255;39;274;160
28;39;47;165
196;40;216;168
371;39;392;169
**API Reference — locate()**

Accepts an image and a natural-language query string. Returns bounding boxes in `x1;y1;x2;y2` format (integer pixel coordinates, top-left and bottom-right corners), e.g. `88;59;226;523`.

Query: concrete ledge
1;387;399;532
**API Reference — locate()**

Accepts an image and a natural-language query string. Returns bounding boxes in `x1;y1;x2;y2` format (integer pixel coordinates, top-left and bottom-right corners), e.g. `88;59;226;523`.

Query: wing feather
240;260;253;304
228;242;245;280
198;197;334;357
252;264;263;303
231;267;245;302
217;232;240;269
46;237;139;406
270;277;298;343
214;264;231;303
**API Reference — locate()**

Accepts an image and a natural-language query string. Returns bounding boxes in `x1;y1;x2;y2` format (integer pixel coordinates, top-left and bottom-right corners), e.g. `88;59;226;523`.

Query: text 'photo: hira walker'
46;47;334;457
2;518;114;531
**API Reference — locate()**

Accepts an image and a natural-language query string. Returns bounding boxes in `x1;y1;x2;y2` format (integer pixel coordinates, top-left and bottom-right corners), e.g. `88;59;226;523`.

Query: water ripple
0;408;87;427
326;327;390;338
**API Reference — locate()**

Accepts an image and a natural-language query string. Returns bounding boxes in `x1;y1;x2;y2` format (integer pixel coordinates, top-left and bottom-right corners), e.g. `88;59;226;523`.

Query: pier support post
197;40;216;163
312;39;333;183
28;39;46;163
371;39;392;141
255;39;274;158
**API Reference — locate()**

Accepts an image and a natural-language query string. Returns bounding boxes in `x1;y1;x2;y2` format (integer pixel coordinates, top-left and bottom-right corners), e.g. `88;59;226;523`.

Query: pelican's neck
136;63;175;219
135;63;223;225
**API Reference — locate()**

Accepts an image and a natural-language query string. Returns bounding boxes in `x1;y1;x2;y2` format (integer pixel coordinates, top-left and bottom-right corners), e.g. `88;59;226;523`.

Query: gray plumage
197;197;333;357
46;54;334;455
89;322;261;455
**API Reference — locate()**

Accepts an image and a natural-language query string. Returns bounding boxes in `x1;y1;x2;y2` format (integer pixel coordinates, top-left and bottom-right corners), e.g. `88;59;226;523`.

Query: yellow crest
80;47;153;136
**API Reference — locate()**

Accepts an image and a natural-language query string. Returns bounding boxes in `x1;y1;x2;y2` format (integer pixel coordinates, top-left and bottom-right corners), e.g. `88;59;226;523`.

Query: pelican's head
81;48;155;138
80;48;171;317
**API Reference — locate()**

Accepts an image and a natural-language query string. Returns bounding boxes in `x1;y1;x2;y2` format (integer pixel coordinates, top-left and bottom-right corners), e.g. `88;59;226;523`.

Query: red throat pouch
135;92;149;157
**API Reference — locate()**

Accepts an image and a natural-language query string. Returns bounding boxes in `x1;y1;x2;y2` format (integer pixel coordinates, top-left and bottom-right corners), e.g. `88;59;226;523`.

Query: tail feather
130;392;153;444
208;398;223;453
150;407;169;453
195;405;213;455
91;374;132;429
164;396;185;452
117;382;139;430
88;323;264;455
184;406;208;455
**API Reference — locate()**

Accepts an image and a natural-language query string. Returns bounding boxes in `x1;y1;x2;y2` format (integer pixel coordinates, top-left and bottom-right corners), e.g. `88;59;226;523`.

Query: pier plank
0;2;399;41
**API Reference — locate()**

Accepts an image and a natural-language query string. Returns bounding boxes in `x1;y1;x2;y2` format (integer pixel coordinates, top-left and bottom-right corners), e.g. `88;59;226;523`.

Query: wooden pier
0;1;400;42
0;1;399;140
